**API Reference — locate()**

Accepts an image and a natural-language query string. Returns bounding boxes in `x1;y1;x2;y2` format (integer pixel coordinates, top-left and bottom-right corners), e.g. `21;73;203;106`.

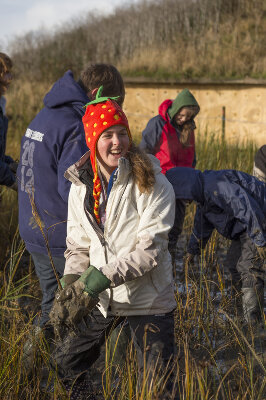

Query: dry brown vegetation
0;1;265;397
1;86;264;398
8;0;266;83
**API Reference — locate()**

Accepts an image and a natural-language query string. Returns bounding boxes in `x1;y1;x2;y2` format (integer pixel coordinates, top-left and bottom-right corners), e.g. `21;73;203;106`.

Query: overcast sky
0;0;139;51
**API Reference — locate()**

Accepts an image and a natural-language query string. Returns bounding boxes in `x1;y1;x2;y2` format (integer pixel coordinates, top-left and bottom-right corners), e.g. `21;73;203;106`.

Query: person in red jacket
140;88;200;259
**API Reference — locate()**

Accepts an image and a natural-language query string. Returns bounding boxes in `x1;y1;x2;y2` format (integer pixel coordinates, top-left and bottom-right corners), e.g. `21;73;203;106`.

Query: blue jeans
31;252;65;327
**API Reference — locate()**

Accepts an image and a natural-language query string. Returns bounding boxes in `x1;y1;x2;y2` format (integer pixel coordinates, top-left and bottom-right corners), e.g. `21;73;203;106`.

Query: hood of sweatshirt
168;88;199;121
166;167;204;203
43;70;89;115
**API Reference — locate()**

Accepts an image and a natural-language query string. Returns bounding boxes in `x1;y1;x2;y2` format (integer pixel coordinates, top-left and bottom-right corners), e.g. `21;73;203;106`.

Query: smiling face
96;124;130;176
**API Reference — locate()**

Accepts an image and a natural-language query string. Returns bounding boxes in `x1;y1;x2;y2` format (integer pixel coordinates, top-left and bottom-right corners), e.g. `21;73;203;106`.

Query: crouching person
49;88;177;396
166;167;265;326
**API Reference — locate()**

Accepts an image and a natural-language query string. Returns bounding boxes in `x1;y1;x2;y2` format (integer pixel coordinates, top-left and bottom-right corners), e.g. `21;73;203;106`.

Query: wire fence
126;107;266;143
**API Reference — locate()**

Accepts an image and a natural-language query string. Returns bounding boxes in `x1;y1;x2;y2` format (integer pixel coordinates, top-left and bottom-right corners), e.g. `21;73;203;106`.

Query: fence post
222;106;226;140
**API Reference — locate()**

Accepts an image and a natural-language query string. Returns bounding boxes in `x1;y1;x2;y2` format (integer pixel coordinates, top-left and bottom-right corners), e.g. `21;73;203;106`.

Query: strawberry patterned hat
82;86;132;224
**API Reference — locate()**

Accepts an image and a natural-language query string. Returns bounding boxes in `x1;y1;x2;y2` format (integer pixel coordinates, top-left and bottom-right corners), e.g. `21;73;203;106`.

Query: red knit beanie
82;86;132;224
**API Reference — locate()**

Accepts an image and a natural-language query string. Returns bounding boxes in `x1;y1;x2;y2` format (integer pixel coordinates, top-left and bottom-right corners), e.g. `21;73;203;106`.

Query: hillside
8;0;266;83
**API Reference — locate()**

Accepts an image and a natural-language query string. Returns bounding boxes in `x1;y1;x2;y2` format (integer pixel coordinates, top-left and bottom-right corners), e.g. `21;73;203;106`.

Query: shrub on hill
8;0;266;82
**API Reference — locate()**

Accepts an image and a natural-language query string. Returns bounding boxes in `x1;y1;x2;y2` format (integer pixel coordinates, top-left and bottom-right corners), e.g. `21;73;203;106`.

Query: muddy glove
60;273;80;289
49;266;111;330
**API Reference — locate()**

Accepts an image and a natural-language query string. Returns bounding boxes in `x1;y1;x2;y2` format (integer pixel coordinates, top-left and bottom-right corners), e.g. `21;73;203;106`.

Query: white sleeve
64;184;91;275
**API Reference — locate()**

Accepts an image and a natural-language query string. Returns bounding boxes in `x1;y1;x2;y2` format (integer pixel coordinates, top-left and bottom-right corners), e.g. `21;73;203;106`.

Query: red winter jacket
140;99;196;174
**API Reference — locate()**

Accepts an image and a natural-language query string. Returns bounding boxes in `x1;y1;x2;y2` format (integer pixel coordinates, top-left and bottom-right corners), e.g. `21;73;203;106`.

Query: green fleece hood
168;89;200;121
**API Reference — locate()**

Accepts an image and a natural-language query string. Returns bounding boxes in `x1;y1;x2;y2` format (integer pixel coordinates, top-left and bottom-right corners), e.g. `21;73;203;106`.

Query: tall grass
196;132;257;172
0;79;263;399
0;133;264;399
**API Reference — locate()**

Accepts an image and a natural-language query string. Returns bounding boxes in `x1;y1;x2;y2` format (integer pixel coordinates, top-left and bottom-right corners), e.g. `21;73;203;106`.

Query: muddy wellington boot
242;286;264;326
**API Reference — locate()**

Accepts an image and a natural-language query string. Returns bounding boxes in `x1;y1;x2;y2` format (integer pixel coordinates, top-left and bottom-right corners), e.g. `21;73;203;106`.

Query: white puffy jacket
64;153;176;317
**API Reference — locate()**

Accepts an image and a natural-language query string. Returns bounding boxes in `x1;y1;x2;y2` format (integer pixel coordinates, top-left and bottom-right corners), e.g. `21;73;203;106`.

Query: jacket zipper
84;204;108;264
105;176;129;238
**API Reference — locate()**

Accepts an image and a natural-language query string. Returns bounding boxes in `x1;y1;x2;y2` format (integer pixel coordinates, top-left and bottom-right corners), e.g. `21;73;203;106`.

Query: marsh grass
0;130;264;398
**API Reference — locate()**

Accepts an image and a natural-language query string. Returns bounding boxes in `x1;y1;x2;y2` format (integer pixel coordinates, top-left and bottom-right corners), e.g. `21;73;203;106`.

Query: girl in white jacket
50;87;177;394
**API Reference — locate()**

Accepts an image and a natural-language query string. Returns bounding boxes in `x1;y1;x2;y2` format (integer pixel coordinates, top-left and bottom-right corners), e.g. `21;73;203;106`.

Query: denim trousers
31;252;65;327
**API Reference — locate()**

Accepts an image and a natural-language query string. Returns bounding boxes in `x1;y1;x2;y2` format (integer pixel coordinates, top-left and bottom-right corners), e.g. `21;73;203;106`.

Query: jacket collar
64;151;91;185
64;151;162;186
64;151;133;186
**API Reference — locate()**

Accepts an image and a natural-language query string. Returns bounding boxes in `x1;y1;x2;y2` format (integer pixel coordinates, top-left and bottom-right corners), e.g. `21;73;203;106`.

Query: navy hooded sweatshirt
165;167;266;254
17;71;89;256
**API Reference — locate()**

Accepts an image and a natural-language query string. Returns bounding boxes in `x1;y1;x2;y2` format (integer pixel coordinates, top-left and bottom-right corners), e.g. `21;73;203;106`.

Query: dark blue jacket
165;167;266;254
0;97;15;186
17;71;89;256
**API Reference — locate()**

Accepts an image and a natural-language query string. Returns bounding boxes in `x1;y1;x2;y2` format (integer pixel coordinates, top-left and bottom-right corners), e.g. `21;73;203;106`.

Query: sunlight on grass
0;134;264;399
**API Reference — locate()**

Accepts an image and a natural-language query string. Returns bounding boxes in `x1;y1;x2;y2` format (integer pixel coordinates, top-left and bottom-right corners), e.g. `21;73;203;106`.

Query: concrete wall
123;81;266;146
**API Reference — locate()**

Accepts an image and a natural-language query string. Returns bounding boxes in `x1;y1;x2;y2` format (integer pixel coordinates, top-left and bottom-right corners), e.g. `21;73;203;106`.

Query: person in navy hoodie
140;89;200;260
17;64;125;331
0;52;18;191
166;167;265;325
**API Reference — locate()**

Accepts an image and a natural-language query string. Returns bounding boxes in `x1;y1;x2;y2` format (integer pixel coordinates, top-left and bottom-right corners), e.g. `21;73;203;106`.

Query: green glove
49;266;110;334
78;265;111;298
60;274;80;289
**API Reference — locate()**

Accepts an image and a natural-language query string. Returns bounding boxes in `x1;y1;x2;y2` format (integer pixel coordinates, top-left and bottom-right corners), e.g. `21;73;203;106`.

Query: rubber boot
242;286;264;325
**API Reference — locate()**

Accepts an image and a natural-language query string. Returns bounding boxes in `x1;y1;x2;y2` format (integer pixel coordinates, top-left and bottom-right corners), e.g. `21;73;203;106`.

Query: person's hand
9;162;18;174
49;280;99;336
49;266;110;335
60;273;80;289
